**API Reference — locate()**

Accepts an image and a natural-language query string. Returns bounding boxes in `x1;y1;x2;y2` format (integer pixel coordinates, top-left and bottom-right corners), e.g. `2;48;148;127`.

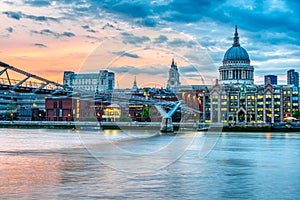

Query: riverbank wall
0;121;299;132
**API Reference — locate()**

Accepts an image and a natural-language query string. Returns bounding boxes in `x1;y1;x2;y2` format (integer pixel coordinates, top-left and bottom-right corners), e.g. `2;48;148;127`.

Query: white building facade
63;70;115;93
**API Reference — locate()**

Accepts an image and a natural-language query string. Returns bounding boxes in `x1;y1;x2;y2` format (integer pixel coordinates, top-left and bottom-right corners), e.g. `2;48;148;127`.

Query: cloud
180;65;201;73
3;1;14;5
31;29;56;36
87;29;98;33
110;2;150;18
85;35;101;41
31;29;75;38
62;32;75;37
89;0;300;51
136;17;157;27
6;27;13;33
162;0;212;23
110;65;168;76
102;23;115;30
34;43;47;48
121;32;150;45
2;0;300;82
23;0;51;7
112;51;140;59
154;35;168;44
168;38;197;48
179;64;217;77
3;11;22;20
26;14;58;22
82;25;98;33
88;0;213;25
82;25;90;29
2;11;59;22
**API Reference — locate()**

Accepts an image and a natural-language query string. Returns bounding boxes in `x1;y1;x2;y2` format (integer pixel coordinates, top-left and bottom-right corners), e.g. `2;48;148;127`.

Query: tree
293;111;300;119
141;105;150;121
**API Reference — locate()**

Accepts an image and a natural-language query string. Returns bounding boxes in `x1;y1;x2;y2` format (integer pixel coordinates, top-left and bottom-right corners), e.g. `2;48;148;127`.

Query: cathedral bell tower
167;58;181;92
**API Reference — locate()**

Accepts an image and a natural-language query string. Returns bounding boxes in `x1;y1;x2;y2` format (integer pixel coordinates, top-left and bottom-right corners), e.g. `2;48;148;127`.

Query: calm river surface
0;128;299;200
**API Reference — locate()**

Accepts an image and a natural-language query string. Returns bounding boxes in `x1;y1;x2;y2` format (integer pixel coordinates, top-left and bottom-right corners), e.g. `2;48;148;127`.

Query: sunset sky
1;0;300;88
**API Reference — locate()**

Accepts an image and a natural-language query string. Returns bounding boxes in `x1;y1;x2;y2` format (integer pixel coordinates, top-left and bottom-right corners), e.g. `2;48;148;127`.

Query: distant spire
171;58;177;70
233;25;240;46
132;76;138;91
133;76;137;86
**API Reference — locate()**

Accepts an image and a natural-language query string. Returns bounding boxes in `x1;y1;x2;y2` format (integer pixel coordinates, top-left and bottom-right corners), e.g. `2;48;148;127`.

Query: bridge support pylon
160;117;173;132
155;101;181;133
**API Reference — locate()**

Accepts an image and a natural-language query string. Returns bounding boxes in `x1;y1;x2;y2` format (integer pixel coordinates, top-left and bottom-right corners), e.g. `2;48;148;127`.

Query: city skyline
1;0;300;88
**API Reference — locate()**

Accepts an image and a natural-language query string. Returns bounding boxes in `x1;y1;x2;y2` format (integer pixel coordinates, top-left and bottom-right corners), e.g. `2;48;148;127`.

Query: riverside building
165;26;299;124
201;26;299;123
63;70;115;93
264;75;277;85
287;69;299;87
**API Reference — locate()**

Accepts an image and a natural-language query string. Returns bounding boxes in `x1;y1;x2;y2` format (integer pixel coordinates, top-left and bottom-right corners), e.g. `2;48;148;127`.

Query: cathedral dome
223;46;249;61
219;26;254;85
223;26;250;64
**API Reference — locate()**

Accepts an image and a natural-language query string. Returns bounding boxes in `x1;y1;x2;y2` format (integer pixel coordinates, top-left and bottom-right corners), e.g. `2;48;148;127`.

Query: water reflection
265;132;271;140
0;154;63;197
0;129;299;199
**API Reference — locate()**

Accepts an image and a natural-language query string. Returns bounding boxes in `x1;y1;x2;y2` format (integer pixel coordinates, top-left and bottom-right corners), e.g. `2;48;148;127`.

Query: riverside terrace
0;121;300;133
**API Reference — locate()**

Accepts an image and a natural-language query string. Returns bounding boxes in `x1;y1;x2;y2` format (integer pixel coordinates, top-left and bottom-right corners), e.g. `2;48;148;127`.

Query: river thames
0;129;299;199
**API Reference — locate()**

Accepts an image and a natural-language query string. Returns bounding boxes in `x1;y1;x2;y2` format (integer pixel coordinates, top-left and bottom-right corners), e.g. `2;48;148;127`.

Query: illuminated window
274;95;280;98
230;95;235;100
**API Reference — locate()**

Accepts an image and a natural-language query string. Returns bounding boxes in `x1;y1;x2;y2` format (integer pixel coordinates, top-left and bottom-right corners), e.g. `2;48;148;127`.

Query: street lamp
10;112;13;121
